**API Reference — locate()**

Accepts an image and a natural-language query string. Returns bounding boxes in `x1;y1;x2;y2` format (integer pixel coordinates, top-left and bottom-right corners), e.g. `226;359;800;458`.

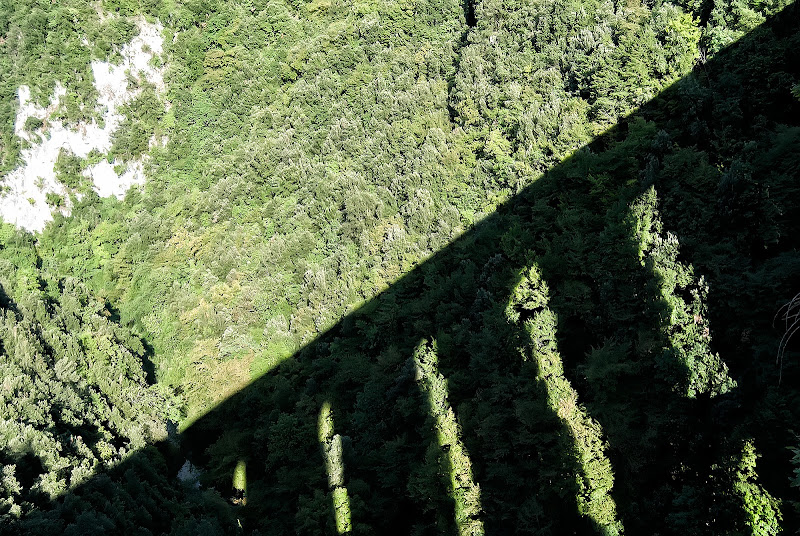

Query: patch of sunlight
732;440;781;536
233;460;247;505
628;187;735;398
318;401;352;534
413;341;484;536
508;266;623;536
178;352;255;431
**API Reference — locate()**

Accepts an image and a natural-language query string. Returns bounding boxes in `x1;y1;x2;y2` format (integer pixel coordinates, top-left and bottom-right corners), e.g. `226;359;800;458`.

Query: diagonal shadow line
12;3;800;535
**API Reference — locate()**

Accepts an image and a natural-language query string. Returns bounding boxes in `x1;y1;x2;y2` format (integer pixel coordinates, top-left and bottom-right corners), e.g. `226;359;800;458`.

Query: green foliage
629;187;736;398
44;192;64;208
705;0;793;54
54;149;87;191
0;225;187;530
232;460;246;493
0;1;107;175
414;341;484;536
110;87;166;161
732;441;782;536
22;116;42;133
508;268;623;535
1;0;799;534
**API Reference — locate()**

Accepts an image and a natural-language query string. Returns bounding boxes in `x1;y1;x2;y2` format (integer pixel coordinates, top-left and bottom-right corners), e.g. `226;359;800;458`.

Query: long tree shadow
10;3;800;535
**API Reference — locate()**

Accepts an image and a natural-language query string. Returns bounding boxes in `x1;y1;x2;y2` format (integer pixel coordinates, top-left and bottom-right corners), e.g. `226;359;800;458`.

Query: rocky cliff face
0;17;166;232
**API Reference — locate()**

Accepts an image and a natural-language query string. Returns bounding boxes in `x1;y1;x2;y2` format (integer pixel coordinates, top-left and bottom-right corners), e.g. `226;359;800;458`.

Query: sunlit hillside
1;0;799;534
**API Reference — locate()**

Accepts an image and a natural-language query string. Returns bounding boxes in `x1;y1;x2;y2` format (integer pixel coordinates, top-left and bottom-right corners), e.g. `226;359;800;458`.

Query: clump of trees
0;223;238;534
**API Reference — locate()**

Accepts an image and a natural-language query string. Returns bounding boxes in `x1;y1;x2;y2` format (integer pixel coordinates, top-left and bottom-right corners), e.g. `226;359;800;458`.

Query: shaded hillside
5;1;799;534
180;5;800;534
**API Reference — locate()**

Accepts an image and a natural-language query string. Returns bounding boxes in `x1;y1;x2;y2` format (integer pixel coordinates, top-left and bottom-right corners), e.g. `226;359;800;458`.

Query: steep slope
0;0;798;534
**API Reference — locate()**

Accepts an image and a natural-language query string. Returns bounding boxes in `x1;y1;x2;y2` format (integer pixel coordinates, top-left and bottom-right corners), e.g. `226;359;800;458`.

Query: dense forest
0;0;799;534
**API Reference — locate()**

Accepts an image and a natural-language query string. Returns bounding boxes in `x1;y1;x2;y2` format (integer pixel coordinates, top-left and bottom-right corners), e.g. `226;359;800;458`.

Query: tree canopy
0;0;799;534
